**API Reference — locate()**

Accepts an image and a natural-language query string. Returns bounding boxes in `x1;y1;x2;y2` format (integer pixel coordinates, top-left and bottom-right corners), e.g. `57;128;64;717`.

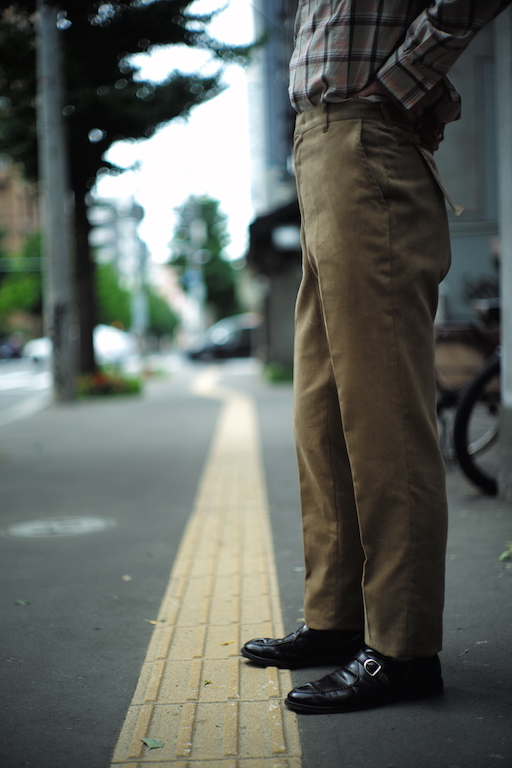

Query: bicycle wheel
453;356;500;496
435;334;489;463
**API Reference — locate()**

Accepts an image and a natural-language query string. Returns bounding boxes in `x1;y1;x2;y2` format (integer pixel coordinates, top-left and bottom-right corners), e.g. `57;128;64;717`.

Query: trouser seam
326;365;341;624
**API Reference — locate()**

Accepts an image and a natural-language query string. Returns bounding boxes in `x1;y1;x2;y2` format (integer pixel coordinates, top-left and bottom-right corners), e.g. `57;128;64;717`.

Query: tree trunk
74;192;97;374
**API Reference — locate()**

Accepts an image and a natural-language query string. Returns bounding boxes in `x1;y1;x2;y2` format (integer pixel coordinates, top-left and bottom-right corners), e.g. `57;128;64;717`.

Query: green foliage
264;362;294;383
95;262;131;330
75;368;142;398
96;260;178;338
20;231;41;260
0;2;256;372
170;195;240;321
203;255;240;320
0;232;42;331
0;272;40;320
0;2;254;191
141;738;164;751
147;289;178;338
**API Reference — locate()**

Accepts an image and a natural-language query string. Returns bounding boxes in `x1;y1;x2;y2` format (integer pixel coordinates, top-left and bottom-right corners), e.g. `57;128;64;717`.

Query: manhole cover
2;516;117;539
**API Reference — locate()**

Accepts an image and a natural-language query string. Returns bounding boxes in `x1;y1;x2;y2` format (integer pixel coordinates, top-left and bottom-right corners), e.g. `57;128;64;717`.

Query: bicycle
452;349;500;496
435;297;500;495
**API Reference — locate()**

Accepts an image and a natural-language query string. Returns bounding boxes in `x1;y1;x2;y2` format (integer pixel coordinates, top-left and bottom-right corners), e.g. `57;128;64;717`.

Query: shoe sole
240;647;353;670
284;686;444;714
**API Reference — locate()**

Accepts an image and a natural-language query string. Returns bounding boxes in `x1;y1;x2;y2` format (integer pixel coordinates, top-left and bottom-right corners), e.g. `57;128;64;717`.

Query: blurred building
247;0;300;371
0;159;40;253
434;24;500;322
247;4;503;368
88;198;149;338
88;198;145;282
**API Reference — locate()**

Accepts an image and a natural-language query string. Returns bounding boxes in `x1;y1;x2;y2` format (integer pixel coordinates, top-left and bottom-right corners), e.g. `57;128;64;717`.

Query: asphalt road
0;362;221;768
0;358;52;428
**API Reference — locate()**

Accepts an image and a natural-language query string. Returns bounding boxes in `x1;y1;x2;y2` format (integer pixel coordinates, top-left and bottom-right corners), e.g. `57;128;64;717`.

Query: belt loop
323;101;329;133
380;101;393;127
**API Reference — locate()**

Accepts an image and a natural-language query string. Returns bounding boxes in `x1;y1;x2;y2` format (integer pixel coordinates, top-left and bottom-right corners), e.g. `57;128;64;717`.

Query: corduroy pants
293;100;451;659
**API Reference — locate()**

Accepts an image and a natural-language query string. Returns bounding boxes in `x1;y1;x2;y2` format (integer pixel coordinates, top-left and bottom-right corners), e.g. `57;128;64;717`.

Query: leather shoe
240;624;363;669
285;647;443;713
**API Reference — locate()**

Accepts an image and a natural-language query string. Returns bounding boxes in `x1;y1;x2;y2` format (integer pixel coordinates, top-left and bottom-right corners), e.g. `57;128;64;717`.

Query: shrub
75;370;142;397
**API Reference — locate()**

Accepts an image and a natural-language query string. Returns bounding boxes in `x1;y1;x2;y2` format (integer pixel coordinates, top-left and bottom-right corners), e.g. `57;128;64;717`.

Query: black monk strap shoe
240;624;363;669
285;646;444;713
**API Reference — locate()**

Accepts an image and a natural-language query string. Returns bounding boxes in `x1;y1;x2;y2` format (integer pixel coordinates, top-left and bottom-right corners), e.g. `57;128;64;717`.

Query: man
241;0;511;714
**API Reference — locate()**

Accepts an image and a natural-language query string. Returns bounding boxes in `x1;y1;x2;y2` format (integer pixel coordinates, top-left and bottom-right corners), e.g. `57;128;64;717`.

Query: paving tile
110;375;302;766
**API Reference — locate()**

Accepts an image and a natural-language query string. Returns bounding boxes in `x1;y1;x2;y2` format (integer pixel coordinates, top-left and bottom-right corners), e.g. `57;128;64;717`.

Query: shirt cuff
376;68;461;124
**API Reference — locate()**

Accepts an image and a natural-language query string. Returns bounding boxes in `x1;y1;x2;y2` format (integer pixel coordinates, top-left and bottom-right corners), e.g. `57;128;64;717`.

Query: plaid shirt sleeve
377;0;512;123
290;0;511;123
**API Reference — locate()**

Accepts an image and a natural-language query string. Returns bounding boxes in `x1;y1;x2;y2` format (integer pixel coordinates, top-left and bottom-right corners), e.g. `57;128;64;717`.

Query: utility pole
36;0;77;401
130;204;149;364
496;9;512;498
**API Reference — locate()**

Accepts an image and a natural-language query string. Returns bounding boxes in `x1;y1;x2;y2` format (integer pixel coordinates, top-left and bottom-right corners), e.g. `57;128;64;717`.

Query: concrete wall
263;264;301;370
436;24;499;322
250;8;503;367
249;0;297;214
495;8;512;498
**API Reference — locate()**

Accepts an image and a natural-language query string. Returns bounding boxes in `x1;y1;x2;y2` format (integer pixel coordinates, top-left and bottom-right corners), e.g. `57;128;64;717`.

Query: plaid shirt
289;0;511;123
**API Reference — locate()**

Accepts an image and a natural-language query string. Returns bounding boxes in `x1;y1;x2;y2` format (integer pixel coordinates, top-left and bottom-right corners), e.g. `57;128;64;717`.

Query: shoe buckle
363;658;382;677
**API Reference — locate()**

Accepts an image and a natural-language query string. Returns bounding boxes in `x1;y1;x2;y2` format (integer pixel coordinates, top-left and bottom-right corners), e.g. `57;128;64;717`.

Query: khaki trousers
293;100;451;659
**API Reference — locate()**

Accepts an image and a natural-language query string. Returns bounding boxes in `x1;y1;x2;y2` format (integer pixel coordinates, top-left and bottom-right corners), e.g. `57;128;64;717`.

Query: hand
353;80;445;152
417;113;445;153
353;80;427;123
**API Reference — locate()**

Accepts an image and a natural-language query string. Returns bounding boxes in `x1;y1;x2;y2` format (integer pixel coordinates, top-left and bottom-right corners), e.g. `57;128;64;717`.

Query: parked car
0;335;23;359
23;325;136;365
21;337;52;363
187;313;261;361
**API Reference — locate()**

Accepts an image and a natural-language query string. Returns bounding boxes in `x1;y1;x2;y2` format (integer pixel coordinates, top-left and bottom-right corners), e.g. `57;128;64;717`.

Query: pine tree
0;1;252;371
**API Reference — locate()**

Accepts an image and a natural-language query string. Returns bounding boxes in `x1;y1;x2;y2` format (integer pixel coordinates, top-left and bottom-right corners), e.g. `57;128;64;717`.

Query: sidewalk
255;375;512;768
0;359;511;768
291;469;512;768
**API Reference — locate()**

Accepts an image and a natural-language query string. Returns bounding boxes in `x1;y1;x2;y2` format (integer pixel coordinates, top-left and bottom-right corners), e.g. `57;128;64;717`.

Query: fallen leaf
203;680;213;685
144;619;166;625
122;575;132;581
141;737;163;750
219;641;233;646
15;600;31;606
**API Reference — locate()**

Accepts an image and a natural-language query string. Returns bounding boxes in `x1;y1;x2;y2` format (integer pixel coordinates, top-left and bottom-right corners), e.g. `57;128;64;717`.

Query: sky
95;0;256;265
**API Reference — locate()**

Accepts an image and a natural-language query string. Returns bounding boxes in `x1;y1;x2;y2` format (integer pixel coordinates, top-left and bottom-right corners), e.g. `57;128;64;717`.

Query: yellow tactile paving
110;369;302;767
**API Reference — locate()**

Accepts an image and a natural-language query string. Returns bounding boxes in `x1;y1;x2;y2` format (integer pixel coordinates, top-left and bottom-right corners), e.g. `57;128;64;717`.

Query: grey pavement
1;357;511;768
0;358;52;428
